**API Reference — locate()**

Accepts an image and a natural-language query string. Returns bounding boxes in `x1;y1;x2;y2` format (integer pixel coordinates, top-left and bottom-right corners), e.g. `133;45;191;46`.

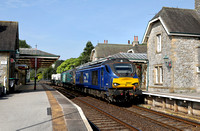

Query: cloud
1;0;58;8
4;0;31;8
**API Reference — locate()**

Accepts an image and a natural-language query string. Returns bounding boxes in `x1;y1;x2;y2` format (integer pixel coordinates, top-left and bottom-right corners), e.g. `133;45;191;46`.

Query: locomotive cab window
101;68;104;76
105;65;110;73
114;63;133;74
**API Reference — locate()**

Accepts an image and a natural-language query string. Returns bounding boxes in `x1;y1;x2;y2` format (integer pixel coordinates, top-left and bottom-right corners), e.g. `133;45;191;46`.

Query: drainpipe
146;60;149;91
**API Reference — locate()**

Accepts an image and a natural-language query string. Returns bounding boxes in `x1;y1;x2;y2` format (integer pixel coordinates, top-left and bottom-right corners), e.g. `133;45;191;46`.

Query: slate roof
19;48;59;57
17;48;60;68
94;43;147;58
143;7;200;43
0;21;18;51
153;7;200;35
109;53;147;61
78;52;147;69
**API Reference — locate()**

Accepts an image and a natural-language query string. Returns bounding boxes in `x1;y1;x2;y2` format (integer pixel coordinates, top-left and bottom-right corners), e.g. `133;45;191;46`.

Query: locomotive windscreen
114;64;133;74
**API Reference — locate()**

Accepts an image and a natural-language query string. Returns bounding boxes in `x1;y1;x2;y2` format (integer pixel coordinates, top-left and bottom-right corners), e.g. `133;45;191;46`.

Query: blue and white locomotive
52;58;142;103
75;58;142;103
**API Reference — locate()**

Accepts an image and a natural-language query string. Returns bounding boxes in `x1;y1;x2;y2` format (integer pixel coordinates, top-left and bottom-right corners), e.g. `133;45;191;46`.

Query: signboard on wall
1;61;7;65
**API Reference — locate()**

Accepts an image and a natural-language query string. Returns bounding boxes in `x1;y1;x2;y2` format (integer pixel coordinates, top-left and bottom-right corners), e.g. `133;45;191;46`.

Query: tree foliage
56;41;94;73
56;58;80;73
79;41;94;64
19;40;31;48
30;60;64;80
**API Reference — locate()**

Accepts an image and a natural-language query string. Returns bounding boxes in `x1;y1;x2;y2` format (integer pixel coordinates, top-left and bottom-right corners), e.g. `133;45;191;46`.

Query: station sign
1;61;7;65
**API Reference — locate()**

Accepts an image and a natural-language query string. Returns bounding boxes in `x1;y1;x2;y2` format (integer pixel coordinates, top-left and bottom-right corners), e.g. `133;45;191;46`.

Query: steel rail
54;86;140;131
132;105;200;128
75;97;140;131
85;97;182;131
51;84;197;130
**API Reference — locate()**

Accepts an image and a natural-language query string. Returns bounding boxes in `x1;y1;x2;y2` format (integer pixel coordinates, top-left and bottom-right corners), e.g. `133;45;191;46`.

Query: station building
143;4;200;93
0;21;19;94
0;21;60;95
90;38;147;61
15;48;60;88
142;0;200;116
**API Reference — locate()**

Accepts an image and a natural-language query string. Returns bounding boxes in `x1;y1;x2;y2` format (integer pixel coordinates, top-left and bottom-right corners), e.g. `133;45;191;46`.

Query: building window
154;66;163;84
127;49;134;53
157;34;161;53
197;66;200;73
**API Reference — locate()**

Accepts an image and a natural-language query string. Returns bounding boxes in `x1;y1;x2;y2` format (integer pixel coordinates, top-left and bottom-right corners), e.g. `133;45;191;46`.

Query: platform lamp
163;55;172;68
15;49;20;63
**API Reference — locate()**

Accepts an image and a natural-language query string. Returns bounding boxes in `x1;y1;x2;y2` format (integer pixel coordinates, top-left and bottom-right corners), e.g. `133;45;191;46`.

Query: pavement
0;83;52;131
0;82;92;131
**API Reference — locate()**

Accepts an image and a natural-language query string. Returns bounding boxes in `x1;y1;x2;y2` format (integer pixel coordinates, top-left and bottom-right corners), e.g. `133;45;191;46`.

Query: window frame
154;66;163;85
156;34;162;53
197;66;200;73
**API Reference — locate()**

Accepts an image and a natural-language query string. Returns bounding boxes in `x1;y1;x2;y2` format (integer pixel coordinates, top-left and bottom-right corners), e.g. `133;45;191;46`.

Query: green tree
79;41;94;64
56;58;79;73
43;67;54;80
19;40;31;48
56;41;94;73
37;73;43;80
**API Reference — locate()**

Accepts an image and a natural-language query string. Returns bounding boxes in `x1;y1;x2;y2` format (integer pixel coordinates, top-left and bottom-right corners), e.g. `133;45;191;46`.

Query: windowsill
154;83;163;86
156;51;161;54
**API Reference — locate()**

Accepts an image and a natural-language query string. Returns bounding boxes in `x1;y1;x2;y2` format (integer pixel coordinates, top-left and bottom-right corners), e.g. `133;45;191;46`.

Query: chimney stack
132;36;139;46
104;40;108;44
128;40;130;44
195;0;200;15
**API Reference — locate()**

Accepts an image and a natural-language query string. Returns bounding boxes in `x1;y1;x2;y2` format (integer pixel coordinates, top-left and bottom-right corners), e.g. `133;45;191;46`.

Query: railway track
52;85;139;130
126;105;200;131
51;85;200;131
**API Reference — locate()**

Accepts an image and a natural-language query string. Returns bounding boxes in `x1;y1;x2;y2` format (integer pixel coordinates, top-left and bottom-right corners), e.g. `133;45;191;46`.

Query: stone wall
147;21;172;92
197;47;200;92
172;36;199;93
0;52;9;88
195;0;200;15
148;21;200;93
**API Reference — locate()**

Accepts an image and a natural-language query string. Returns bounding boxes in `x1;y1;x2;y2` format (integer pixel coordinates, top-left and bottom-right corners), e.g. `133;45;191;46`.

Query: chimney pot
132;36;139;46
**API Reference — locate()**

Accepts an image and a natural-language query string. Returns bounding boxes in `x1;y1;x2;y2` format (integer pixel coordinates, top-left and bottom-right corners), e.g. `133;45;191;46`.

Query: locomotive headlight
113;83;120;86
132;83;139;88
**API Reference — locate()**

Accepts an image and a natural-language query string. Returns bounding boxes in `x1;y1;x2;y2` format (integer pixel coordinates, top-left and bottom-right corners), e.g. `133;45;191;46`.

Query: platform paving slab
43;84;92;131
0;83;52;131
0;82;92;131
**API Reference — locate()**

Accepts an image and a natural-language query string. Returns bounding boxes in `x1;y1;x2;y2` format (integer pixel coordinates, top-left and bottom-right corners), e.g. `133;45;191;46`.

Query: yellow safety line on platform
43;86;67;131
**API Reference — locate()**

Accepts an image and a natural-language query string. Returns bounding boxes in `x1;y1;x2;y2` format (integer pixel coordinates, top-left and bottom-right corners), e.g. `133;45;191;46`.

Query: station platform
0;82;92;131
142;91;200;119
143;91;200;102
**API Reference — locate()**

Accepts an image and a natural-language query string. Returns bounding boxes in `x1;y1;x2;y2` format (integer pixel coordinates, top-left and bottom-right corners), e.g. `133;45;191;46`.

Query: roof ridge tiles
162;6;195;11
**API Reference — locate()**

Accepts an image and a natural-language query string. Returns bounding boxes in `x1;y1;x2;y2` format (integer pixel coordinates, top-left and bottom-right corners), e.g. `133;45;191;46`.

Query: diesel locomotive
52;58;142;103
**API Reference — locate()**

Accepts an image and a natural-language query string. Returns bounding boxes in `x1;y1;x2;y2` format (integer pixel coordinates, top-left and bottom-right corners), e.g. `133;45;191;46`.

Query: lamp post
163;55;172;68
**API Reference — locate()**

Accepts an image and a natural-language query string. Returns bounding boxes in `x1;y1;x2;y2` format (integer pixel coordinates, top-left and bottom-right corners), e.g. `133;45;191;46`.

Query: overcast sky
0;0;194;60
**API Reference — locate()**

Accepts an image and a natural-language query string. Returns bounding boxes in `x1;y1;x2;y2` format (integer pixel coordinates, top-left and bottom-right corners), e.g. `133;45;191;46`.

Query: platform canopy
16;48;60;69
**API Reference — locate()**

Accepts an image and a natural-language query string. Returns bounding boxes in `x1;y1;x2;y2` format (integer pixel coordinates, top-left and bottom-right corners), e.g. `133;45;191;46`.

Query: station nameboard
1;61;7;65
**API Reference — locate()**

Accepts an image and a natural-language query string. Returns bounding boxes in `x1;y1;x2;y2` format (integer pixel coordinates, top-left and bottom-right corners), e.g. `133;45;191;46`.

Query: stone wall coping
143;91;200;102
